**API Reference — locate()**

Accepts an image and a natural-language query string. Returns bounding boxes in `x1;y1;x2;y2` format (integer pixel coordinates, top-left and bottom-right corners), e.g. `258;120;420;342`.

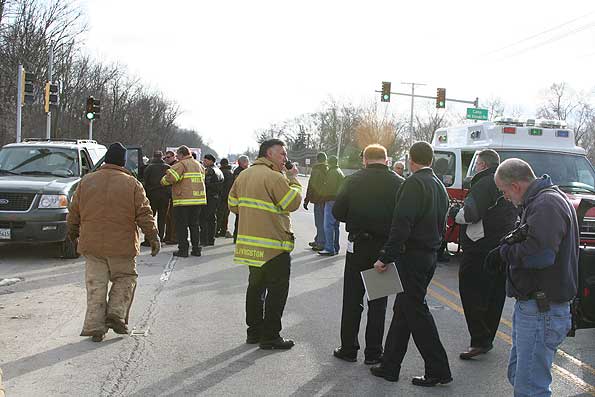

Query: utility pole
46;44;53;139
16;64;23;143
401;82;426;147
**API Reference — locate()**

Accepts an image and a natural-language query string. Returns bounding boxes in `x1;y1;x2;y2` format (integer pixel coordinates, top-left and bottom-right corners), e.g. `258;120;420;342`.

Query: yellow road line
427;286;595;396
430;278;595;377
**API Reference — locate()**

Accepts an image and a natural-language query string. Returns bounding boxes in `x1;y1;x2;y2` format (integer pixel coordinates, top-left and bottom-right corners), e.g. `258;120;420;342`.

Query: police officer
200;153;224;246
331;144;404;364
370;141;452;386
490;159;578;397
454;149;518;359
228;139;302;350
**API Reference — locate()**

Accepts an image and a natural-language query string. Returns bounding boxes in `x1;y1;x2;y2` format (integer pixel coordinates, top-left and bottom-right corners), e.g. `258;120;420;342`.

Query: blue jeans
314;202;326;246
323;201;340;253
508;300;571;397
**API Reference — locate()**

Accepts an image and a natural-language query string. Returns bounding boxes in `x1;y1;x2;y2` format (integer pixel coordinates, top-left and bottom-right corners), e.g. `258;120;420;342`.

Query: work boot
191;247;202;257
91;333;105;342
173;250;189;258
106;315;129;335
225;231;233;238
259;338;294;350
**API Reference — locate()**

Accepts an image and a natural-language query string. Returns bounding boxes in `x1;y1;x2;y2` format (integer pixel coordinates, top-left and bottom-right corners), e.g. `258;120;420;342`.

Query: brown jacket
67;164;158;257
161;155;207;206
228;157;302;266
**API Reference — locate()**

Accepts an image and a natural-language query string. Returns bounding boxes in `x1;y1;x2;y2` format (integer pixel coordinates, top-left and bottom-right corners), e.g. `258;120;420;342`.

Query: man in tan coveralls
67;143;160;342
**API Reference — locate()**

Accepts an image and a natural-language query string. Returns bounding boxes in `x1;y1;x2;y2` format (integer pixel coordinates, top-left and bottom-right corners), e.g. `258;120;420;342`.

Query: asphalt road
1;178;594;396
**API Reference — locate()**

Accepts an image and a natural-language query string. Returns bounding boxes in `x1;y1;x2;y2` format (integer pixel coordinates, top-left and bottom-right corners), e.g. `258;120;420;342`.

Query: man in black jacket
216;158;235;237
332;144;404;364
454;149;518;359
142;151;171;243
304;152;328;251
200;154;224;246
370;141;452;387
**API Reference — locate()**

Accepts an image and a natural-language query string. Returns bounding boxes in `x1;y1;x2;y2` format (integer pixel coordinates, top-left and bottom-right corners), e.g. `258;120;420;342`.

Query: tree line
253;83;595;167
0;0;218;157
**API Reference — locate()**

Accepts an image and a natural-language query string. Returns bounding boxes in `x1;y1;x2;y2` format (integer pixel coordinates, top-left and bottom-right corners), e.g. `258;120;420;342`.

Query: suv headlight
38;194;68;209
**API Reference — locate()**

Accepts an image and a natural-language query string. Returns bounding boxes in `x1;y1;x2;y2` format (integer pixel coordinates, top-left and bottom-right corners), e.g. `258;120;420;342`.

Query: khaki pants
81;255;137;336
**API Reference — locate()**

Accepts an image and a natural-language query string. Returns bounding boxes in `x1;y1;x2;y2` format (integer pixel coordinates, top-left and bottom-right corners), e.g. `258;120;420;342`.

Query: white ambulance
430;117;595;245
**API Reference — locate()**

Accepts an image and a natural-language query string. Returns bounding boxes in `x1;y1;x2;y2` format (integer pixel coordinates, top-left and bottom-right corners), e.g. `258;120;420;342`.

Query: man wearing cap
142;151;171;244
200;154;224;246
217;158;235;238
161;145;207;257
67;142;160;342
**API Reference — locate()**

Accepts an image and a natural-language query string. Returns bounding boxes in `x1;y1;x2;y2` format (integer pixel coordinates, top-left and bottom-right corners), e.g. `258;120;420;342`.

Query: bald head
495;158;536;185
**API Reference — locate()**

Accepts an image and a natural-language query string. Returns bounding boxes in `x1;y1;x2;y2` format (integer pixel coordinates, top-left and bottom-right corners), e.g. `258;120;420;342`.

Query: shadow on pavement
2;337;123;380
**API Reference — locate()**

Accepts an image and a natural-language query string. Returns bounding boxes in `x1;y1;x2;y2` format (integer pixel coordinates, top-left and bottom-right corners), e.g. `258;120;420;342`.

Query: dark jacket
323;165;345;201
379;167;449;263
233;165;246;179
204;165;224;198
500;175;579;303
143;158;171;197
305;162;328;204
460;167;518;251
220;165;234;199
333;164;404;240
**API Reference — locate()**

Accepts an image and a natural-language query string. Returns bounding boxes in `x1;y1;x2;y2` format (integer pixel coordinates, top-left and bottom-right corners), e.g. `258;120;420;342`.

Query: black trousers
246;253;291;341
174;205;201;252
200;196;218;245
340;239;387;358
216;196;230;235
148;192;170;241
383;250;451;379
459;247;506;348
233;215;239;243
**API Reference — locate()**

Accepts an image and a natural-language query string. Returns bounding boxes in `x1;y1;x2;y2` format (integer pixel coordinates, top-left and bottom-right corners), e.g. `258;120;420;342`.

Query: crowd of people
66;138;579;396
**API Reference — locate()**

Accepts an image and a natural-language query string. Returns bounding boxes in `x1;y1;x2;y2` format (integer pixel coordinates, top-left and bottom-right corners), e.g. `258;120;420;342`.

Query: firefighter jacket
228;157;302;266
160;155;207;207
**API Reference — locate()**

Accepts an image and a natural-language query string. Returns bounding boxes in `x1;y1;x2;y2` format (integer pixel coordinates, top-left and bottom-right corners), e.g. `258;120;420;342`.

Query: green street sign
466;108;488;121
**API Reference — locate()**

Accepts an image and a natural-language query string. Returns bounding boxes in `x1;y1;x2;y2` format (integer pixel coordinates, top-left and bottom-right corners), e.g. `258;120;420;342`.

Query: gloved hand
150;239;161;257
484;247;505;275
303;200;309;210
448;204;461;219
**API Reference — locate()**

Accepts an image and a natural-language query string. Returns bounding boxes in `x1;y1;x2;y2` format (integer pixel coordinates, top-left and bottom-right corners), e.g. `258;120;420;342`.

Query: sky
81;0;595;156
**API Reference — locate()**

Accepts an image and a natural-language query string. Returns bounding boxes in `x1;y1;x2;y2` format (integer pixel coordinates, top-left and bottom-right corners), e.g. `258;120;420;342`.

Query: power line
483;10;595;56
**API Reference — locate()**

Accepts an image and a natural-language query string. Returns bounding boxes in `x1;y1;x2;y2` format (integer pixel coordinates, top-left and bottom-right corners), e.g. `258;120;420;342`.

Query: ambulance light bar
556;130;570;138
503;127;516;134
529;128;542;136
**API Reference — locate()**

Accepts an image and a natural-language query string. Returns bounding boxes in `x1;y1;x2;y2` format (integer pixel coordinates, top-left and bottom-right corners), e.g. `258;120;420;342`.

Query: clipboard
360;263;403;301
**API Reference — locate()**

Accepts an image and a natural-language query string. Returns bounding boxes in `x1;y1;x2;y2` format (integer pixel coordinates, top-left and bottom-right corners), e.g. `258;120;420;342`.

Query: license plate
0;228;10;240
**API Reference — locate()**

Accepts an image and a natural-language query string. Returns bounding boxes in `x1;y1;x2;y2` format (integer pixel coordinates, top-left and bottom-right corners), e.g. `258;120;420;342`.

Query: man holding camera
489;158;578;397
453;149;518;359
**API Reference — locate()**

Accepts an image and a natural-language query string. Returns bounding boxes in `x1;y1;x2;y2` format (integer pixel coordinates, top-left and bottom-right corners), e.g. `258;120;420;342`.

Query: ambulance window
462;151;475;178
432;152;455;187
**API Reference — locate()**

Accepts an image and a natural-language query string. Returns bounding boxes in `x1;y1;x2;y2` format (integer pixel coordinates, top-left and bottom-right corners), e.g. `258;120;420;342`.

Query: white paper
360;263;403;301
347;241;354;253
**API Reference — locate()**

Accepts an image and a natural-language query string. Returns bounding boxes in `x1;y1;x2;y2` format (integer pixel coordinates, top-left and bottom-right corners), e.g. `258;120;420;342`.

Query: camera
503;223;528;245
448;203;461;219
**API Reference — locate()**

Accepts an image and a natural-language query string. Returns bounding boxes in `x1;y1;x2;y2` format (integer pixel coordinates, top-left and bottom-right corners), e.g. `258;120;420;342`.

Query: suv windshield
0;147;79;177
470;150;595;193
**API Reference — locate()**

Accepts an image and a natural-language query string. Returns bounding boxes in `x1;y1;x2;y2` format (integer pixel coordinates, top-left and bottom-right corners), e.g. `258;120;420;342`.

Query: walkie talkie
285;160;294;170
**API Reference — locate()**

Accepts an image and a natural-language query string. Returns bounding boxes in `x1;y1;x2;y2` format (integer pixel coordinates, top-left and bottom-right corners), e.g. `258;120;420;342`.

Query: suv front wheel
60;236;79;259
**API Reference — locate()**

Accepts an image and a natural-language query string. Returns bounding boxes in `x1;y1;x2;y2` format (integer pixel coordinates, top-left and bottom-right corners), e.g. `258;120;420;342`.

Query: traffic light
381;81;391;102
436;88;446;109
85;96;100;120
23;71;35;105
44;82;59;113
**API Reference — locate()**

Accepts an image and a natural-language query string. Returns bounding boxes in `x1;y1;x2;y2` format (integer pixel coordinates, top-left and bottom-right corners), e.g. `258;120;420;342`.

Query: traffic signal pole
88;119;93;140
46;44;53;139
16;64;23;143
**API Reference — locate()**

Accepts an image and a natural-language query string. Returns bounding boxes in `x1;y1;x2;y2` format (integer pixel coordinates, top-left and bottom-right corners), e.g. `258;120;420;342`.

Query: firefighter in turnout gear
228;139;302;350
161;145;207;257
67;142;160;342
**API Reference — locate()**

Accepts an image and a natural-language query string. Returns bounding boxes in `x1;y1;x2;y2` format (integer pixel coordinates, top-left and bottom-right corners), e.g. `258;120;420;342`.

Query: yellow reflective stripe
234;257;266;267
173;198;207;206
237;235;294;251
278;187;300;210
289;183;302;193
183;172;203;180
228;196;239;206
160;175;171;186
237;197;286;214
168;168;181;182
192;191;206;197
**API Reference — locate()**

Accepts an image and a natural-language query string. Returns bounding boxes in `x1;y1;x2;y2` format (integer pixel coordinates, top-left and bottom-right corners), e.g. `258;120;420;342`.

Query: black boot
191;247;202;257
173;250;188;258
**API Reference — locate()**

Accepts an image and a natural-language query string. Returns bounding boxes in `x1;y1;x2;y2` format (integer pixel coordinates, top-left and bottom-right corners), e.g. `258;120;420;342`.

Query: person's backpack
568;198;595;336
